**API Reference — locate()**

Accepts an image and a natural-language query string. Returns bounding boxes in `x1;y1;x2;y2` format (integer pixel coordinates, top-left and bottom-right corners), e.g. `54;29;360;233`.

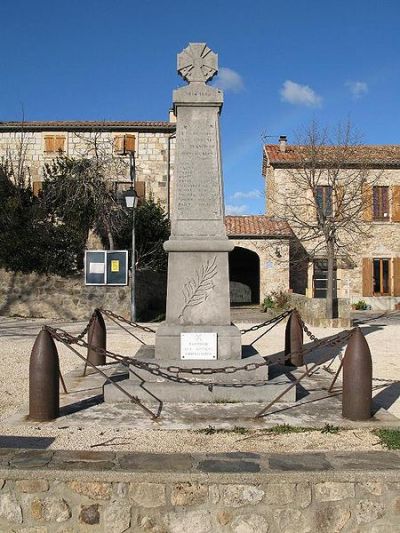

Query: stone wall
289;293;351;328
0;269;166;321
0;128;175;212
0;449;399;532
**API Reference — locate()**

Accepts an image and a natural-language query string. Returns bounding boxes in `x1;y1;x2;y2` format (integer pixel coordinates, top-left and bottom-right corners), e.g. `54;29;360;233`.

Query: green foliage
261;290;291;312
264;424;313;434
114;198;170;271
374;429;400;449
352;300;368;311
321;424;339;434
0;162;82;275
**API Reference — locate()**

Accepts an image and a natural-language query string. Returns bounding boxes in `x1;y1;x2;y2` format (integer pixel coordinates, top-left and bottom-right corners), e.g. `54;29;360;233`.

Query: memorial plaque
181;332;217;360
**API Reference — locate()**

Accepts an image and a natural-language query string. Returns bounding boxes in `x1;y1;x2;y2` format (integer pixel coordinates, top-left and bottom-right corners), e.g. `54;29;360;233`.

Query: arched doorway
229;246;260;304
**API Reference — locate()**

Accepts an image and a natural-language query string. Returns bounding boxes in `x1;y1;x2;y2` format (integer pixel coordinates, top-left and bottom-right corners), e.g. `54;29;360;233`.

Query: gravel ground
0;314;398;453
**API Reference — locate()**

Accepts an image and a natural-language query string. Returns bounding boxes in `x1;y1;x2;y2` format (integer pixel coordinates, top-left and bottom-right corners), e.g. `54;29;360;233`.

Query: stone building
263;138;400;310
0;120;176;213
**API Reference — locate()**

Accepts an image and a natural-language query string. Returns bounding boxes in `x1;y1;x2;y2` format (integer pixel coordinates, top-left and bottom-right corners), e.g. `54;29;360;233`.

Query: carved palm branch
178;256;218;320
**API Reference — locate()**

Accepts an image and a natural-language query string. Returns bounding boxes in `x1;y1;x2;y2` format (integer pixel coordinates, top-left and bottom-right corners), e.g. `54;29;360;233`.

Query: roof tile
224;215;292;238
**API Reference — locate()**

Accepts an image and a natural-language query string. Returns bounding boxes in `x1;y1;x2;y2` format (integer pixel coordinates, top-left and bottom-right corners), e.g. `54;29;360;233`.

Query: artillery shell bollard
87;309;106;367
342;327;372;421
284;310;304;366
29;328;59;421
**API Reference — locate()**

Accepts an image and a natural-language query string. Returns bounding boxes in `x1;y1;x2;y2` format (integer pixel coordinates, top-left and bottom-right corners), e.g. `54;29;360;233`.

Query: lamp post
123;152;138;321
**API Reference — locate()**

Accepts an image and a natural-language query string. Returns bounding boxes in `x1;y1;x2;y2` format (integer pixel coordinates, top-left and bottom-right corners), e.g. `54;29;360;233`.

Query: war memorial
0;44;399;532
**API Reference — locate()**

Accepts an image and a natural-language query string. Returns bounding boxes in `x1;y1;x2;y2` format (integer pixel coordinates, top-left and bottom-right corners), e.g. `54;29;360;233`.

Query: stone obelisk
155;43;241;360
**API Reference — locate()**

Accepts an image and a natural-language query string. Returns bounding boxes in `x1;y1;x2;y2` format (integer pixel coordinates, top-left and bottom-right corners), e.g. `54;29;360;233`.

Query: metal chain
75;311;98;341
99;309;156;333
46;324;355;386
240;309;293;334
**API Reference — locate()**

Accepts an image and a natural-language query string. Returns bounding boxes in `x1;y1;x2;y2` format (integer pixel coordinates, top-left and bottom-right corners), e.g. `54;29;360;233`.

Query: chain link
99;309;156;333
240;309;293;334
75;311;98;340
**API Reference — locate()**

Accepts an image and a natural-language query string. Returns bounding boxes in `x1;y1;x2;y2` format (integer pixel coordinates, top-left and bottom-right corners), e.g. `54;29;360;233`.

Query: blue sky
1;0;399;214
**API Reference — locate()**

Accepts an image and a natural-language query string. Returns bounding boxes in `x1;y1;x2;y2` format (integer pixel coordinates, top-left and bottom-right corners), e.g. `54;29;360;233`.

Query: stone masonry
0;448;399;532
0;122;176;212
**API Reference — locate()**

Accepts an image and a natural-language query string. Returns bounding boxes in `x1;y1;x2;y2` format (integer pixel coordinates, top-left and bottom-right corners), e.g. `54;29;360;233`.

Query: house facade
0;120;176;213
263;138;400;310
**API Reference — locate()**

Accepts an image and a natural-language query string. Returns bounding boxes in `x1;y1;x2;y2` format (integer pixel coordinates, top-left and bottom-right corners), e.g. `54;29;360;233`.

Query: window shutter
114;135;125;154
135;181;145;203
124;134;136;153
392;185;400;222
393;257;400;296
335;185;345;219
362;185;373;221
362;258;373;296
54;136;65;152
32;181;42;196
44;136;55;153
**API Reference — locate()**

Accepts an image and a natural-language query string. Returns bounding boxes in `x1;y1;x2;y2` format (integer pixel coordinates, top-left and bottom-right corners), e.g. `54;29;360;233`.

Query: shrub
261;290;291;312
352;300;368;311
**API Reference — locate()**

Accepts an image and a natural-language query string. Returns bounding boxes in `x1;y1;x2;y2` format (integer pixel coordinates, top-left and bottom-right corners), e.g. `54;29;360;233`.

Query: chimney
169;109;176;123
279;135;287;152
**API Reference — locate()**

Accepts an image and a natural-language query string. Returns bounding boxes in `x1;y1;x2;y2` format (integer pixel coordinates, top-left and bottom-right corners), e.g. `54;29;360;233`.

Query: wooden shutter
362;185;373;221
135;181;145;203
393;257;400;296
32;181;42;196
124;134;135;153
362;258;373;296
392;185;400;222
54;136;65;152
114;135;125;154
335;185;345;219
44;136;55;153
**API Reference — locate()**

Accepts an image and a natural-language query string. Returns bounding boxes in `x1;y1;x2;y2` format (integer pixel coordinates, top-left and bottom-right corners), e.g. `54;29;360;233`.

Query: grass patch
196;425;248;435
321;424;340;434
373;429;400;449
263;424;313;435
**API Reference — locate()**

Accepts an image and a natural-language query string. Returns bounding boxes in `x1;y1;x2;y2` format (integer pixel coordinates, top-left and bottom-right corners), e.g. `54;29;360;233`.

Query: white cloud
280;80;322;107
215;67;244;93
225;204;248;215
231;189;263;200
346;81;368;98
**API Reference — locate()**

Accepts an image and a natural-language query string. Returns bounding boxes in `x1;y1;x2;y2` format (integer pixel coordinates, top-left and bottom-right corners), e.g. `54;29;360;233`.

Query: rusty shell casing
87;310;106;366
342;327;372;421
284;310;304;367
29;328;60;421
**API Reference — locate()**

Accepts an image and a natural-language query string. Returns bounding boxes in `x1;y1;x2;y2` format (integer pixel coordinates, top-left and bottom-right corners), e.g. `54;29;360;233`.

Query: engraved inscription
175;116;222;220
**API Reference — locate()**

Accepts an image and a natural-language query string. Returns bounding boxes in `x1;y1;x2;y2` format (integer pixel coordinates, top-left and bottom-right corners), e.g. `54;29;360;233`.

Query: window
44;135;65;154
316;186;332;216
373;186;389;220
373;258;390;295
114;134;136;155
313;259;337;298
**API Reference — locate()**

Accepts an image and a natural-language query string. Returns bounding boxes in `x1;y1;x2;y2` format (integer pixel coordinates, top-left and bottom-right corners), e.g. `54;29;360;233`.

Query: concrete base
104;345;296;404
155;323;242;360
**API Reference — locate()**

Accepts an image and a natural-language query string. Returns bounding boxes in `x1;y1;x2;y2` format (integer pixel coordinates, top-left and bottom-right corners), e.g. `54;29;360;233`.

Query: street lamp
122;151;138;322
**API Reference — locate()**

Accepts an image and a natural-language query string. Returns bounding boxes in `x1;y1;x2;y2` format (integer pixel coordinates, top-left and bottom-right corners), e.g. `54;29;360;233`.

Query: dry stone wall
0;269;166;321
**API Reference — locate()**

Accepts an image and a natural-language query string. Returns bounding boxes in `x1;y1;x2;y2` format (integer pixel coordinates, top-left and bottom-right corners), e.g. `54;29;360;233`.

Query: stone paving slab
0;448;399;477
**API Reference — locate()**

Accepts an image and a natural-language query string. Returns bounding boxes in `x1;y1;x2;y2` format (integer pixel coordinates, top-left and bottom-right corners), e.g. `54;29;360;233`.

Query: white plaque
181;332;217;360
89;262;105;274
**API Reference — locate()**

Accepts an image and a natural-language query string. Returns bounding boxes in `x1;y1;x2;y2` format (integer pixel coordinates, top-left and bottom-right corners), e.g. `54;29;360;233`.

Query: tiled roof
224;215;293;238
0;121;176;132
263;144;400;172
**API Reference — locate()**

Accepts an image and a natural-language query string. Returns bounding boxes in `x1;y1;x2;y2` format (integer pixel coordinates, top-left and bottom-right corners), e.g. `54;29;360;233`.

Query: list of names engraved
175;113;222;220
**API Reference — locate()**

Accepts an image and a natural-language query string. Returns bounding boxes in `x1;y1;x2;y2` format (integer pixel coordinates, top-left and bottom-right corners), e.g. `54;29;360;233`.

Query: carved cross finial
177;43;218;84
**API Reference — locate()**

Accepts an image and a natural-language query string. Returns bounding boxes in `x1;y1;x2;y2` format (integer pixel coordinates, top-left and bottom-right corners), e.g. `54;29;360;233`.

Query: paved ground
0;309;399;453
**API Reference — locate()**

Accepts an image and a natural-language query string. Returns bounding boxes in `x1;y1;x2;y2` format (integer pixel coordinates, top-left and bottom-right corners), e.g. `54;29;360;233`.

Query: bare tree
269;121;381;319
